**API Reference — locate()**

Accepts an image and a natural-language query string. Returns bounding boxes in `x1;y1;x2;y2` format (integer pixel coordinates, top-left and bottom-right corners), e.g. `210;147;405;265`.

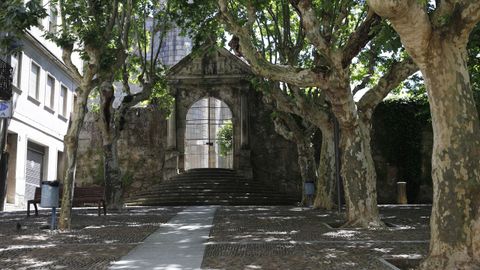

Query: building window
59;85;68;116
11;53;22;88
45;75;55;109
48;4;57;33
29;62;40;100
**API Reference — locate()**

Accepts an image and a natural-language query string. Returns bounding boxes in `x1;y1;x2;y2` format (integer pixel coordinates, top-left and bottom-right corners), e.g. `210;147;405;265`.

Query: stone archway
184;97;233;170
164;45;253;179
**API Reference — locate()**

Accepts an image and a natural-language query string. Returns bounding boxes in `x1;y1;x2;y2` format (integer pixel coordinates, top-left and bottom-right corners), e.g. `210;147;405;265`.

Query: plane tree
368;1;480;268
95;0;171;210
47;0;134;229
170;0;419;225
214;0;418;227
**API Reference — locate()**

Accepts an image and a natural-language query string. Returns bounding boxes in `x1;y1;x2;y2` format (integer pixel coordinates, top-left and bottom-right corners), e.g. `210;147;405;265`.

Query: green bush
217;121;233;157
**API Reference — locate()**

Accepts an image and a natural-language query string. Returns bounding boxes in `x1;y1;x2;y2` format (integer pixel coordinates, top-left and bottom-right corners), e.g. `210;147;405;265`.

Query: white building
3;4;79;207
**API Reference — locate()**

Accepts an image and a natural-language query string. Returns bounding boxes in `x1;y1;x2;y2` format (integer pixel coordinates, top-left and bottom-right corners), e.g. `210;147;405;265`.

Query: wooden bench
27;185;107;217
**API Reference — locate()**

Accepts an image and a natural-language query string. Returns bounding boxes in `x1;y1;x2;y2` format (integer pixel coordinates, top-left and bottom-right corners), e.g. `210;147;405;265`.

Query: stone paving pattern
0;205;431;269
202;205;431;270
0;207;183;269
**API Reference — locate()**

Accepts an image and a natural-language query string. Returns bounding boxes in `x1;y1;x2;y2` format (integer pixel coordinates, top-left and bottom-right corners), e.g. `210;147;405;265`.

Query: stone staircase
125;168;299;206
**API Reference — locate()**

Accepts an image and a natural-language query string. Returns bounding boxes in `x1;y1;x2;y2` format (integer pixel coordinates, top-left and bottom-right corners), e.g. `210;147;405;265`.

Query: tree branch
266;83;330;125
341;11;381;68
273;113;295;141
367;0;432;66
104;0;119;40
457;1;480;42
61;44;83;84
293;0;333;65
218;0;329;88
358;57;418;113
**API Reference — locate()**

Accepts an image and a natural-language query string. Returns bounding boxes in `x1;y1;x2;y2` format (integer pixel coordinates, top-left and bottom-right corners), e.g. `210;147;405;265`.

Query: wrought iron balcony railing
0;59;13;100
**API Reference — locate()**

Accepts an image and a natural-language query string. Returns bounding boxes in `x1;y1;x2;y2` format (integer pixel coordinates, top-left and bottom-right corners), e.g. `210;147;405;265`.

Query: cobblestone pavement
0;206;184;269
202;205;431;270
0;205;431;269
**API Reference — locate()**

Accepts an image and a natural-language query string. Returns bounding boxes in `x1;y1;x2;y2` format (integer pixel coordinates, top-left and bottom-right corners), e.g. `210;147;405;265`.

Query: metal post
0;59;13;211
51;207;57;230
333;116;342;213
0;131;8;211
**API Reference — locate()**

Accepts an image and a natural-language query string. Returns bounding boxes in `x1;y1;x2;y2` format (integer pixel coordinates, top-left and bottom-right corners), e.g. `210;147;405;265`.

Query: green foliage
468;23;480;92
217;120;233;157
121;171;134;188
0;0;47;53
373;97;431;200
168;0;225;47
138;77;174;114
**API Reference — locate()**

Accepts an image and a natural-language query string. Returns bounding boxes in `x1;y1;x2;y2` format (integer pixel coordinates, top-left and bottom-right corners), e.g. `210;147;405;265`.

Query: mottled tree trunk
296;140;317;205
338;118;382;227
98;81;124;210
59;86;90;230
103;140;123;210
418;37;480;270
314;126;336;210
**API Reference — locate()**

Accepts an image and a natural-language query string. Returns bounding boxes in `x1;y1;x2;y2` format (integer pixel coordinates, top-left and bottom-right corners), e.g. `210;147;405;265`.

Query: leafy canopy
0;0;47;53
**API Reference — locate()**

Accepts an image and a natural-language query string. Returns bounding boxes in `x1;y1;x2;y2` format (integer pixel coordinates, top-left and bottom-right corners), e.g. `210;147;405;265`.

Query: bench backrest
33;185;105;201
74;187;105;199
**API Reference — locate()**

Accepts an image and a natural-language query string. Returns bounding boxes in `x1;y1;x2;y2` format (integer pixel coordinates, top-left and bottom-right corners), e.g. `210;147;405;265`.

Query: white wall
6;36;77;207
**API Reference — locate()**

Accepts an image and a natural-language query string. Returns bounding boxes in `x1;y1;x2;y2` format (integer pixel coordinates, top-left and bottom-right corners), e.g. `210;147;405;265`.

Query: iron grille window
0;59;13;100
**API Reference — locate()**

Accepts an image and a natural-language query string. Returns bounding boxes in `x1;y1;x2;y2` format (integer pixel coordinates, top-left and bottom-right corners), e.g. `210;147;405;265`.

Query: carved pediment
168;46;252;78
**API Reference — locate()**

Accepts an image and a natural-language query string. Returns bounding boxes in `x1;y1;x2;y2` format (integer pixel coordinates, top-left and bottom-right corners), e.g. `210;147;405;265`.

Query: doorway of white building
25;142;45;201
185;97;233;170
6;133;17;204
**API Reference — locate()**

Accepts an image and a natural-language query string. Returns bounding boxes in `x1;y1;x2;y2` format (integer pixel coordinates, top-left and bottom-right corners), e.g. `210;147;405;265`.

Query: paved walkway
109;206;218;270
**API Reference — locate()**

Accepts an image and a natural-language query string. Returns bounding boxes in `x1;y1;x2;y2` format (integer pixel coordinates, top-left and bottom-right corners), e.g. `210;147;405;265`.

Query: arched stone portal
185;97;233;170
164;45;253;179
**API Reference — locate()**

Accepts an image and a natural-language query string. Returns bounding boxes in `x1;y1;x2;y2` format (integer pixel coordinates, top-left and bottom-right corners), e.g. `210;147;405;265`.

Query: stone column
167;105;176;150
240;92;249;148
237;89;252;179
164;93;179;180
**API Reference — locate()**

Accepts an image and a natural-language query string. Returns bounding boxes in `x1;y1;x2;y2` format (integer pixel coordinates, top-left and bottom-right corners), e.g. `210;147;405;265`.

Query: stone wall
76;107;167;197
76;96;304;199
248;91;303;197
76;98;434;204
371;100;432;204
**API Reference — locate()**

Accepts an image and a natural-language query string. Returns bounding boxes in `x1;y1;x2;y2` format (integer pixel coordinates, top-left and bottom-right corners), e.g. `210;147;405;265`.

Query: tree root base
340;218;386;229
419;255;480;270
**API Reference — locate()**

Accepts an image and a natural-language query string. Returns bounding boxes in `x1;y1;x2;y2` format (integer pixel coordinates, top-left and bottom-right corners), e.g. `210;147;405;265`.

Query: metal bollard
397;181;408;204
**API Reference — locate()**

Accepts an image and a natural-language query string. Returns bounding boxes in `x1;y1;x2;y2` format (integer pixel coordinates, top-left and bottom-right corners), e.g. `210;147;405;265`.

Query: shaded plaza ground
203;205;430;270
0;207;184;269
0;205;430;269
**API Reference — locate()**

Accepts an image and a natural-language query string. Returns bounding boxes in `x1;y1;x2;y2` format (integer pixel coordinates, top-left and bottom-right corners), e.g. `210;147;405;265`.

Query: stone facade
164;46;255;179
76;46;304;198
